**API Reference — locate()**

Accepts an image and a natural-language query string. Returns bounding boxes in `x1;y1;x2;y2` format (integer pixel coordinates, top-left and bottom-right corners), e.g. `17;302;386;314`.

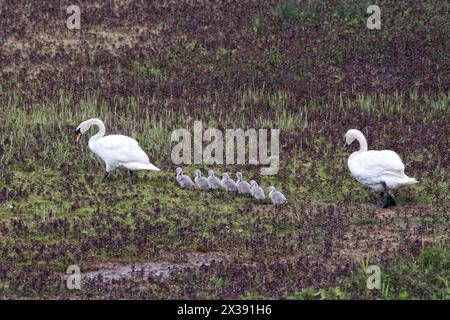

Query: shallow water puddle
81;252;230;282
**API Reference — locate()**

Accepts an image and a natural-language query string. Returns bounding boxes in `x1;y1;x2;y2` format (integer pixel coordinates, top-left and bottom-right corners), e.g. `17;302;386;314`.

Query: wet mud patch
80;252;232;282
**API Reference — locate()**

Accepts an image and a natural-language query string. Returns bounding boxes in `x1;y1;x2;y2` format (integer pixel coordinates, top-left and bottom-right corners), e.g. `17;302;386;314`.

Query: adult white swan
344;129;418;208
75;118;160;185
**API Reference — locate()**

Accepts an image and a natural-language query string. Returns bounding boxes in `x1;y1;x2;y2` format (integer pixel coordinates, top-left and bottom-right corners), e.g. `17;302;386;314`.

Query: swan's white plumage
90;135;159;172
77;119;160;173
345;129;417;193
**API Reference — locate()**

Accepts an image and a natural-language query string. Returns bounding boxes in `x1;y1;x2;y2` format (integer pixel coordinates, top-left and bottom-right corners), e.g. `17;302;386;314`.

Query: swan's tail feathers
387;170;419;186
403;176;418;185
127;162;160;171
144;163;160;171
408;177;419;184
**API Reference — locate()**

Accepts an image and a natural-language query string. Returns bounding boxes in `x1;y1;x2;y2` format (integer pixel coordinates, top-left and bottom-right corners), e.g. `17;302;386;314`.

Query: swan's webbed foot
380;182;396;208
382;193;396;208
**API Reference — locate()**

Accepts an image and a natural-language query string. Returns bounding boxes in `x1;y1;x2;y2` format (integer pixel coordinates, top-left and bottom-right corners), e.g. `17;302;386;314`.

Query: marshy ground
0;1;449;299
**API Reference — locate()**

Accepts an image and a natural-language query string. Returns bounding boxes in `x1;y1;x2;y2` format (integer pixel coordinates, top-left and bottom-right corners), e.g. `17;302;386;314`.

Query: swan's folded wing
351;150;405;178
382;169;410;178
119;144;151;164
95;135;150;164
95;135;139;150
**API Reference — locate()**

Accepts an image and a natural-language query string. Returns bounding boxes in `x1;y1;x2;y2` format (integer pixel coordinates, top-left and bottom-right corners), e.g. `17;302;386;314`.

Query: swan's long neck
348;131;368;161
85;119;106;151
87;119;106;144
354;131;368;153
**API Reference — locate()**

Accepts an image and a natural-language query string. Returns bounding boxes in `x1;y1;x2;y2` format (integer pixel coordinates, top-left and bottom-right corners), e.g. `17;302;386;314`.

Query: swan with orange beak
75;118;160;185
